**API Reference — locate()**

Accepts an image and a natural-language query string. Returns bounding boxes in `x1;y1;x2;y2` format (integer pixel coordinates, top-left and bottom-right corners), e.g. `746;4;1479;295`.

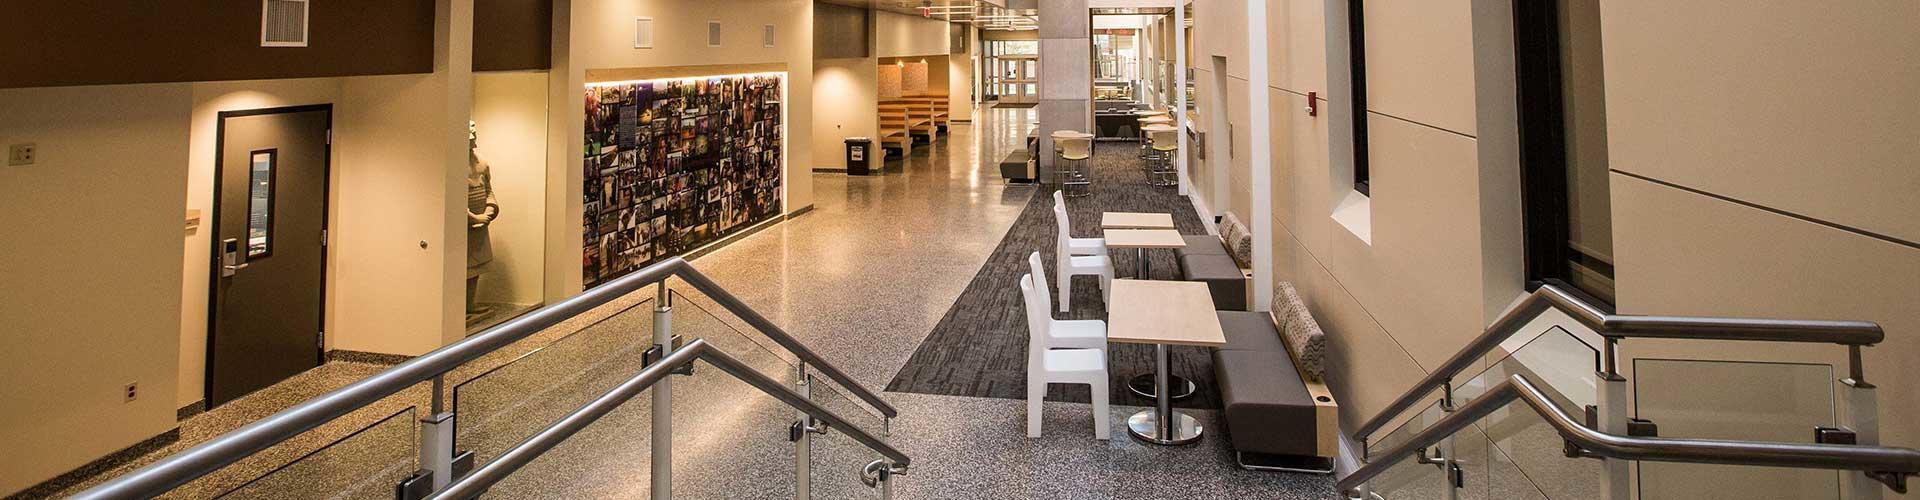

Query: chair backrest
1053;189;1065;208
1272;282;1328;381
1019;274;1048;372
1052;202;1073;257
1149;129;1179;149
1060;136;1092;158
1027;251;1051;316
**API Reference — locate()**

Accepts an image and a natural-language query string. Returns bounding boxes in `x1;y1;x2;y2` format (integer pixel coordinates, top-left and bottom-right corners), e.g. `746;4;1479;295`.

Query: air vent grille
634;17;653;49
763;24;775;48
261;0;309;47
707;21;722;47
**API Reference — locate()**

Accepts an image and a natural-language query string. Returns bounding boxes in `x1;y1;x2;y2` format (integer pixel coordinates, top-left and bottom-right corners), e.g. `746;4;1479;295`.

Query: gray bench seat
1211;283;1338;473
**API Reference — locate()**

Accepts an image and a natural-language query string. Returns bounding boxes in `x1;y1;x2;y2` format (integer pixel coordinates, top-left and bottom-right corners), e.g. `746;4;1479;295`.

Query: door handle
221;238;248;278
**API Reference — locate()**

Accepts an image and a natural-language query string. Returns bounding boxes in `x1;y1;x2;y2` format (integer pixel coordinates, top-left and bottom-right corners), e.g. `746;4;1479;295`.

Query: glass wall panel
467;70;551;333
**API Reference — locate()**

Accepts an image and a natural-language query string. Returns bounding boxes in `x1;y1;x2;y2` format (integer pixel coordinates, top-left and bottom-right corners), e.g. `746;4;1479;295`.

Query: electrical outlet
8;143;35;166
124;382;139;403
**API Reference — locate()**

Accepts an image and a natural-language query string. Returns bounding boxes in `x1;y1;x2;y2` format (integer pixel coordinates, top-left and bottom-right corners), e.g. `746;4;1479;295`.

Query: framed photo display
582;73;784;288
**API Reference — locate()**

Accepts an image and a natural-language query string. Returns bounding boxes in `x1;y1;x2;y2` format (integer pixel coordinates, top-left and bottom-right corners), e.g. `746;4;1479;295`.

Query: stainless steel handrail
73;256;894;499
1351;284;1883;440
1338;373;1920;497
431;338;909;499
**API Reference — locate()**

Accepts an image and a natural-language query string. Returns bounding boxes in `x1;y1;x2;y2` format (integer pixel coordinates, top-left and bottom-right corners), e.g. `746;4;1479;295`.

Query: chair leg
1028;380;1045;438
1091;377;1111;440
1058;270;1073;313
1099;267;1114;305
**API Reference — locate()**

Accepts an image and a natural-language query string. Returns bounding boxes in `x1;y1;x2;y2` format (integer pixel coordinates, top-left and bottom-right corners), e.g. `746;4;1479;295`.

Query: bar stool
1144;126;1179;187
1134;111;1170;158
1052;131;1094;198
1137;115;1174;164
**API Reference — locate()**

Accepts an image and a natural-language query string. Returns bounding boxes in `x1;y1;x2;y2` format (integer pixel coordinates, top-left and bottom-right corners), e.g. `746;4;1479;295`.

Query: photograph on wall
582;74;784;288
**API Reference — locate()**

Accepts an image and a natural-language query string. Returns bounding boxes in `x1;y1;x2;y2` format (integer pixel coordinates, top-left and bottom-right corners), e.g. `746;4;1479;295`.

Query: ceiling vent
634;17;654;49
261;0;309;47
707;21;722;47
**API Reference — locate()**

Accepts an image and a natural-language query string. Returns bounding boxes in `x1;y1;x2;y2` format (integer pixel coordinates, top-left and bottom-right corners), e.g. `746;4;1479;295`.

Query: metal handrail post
794;363;813;499
651;283;673;500
1845;376;1883;500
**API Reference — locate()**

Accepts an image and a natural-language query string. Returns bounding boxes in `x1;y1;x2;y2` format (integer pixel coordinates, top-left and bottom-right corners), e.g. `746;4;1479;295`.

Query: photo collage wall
583;74;784;288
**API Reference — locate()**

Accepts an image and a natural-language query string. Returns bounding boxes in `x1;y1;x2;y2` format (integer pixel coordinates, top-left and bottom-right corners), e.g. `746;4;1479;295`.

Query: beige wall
948;43;975;119
875;10;950;58
472;71;550;308
813;57;879;170
1187;2;1920;495
554;0;817;296
1602;0;1920;482
0;83;192;496
329;73;468;355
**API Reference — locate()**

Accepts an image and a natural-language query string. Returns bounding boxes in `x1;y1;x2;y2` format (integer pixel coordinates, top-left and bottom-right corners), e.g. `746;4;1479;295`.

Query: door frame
205;103;334;405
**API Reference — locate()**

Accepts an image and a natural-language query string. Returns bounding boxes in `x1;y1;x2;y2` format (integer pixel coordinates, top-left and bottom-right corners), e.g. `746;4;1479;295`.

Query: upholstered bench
1212;282;1338;473
999;150;1036;183
1177;213;1253;310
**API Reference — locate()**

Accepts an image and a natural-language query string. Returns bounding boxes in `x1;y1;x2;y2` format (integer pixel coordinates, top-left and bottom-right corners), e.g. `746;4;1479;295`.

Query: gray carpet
888;142;1222;409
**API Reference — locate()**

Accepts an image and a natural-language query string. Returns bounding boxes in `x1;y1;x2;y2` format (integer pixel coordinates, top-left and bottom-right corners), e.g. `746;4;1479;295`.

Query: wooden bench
878;104;914;157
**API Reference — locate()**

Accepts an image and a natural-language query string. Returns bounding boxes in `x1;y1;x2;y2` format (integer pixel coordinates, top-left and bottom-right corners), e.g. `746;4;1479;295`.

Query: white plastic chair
1020;273;1111;440
1053;191;1106;257
1054;204;1114;312
1027;252;1108;353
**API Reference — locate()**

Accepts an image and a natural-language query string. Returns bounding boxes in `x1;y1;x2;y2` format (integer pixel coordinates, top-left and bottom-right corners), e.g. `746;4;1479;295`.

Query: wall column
1036;0;1091;175
1174;1;1189;196
545;0;584;300
1247;0;1273;311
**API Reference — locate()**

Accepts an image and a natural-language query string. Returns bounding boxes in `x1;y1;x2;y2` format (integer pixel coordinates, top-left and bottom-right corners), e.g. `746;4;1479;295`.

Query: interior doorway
206;105;332;407
1515;0;1614;306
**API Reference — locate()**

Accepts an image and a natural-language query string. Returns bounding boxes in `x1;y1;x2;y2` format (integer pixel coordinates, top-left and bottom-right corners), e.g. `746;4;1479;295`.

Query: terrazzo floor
39;108;1337;499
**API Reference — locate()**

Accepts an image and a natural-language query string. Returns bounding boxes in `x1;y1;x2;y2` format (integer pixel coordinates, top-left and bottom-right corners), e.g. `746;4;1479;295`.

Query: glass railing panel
454;298;657;469
1633;359;1839;500
808;373;886;499
1461;326;1599;500
474;383;655;499
666;288;798;380
1366;400;1450;499
666;301;800;499
216;407;418;500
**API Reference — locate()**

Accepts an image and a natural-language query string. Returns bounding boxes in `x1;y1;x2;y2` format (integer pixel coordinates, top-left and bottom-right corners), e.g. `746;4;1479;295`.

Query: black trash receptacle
844;137;874;175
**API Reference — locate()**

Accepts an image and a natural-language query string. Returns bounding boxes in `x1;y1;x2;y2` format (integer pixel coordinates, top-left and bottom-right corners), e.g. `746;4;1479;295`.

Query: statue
466;121;500;322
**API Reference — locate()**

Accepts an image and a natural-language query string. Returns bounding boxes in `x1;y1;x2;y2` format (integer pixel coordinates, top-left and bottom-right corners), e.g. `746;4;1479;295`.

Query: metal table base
1127;343;1204;445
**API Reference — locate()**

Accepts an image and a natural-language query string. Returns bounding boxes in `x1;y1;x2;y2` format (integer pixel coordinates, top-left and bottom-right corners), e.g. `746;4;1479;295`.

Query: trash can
844;137;874;175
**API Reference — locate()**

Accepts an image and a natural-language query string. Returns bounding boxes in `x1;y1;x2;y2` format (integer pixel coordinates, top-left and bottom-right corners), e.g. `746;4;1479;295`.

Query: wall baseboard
7;428;180;499
176;400;208;421
326;349;411;365
1187;190;1219;235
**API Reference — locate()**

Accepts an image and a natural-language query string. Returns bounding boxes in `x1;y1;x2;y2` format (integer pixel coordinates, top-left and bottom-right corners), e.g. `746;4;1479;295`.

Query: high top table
1107;279;1226;445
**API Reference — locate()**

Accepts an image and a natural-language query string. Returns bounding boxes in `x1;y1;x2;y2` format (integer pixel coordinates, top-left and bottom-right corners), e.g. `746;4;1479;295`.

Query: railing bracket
1868;471;1908;494
789;418;829;442
642;335;693;376
1814;426;1856;445
1627;418;1658;438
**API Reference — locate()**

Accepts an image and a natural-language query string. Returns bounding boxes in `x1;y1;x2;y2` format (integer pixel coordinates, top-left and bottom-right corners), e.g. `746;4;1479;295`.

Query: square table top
1106;279;1226;347
1103;229;1187;249
1101;212;1176;230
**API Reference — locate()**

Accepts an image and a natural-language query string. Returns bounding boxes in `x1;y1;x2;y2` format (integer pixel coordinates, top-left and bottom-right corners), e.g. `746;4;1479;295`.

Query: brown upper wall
0;0;554;89
476;0;553;71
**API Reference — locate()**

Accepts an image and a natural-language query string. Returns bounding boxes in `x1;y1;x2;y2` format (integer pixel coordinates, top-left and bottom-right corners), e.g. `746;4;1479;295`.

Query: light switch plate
8;143;35;166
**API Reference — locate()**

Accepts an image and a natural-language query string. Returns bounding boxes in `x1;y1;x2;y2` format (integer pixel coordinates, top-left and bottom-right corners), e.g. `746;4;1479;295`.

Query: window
1346;0;1371;196
1518;0;1614;305
247;150;276;258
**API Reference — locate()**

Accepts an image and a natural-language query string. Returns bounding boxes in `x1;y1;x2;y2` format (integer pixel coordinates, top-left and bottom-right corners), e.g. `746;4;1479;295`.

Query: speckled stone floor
42;108;1339;499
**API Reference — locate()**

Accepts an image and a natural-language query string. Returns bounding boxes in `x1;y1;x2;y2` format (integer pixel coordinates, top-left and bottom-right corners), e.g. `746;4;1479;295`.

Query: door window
247;150;276;258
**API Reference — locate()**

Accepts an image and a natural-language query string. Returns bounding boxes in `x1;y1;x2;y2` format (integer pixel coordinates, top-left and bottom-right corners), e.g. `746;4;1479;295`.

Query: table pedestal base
1127;410;1203;445
1128;374;1196;400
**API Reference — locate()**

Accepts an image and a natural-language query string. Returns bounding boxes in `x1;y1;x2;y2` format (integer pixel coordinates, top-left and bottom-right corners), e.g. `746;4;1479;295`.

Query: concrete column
1247;0;1273;311
1036;0;1091;175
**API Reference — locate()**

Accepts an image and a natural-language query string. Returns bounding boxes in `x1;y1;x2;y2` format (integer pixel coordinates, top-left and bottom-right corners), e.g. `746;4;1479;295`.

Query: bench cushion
1217;311;1287;352
1179;254;1248;311
1272;283;1328;381
1215;349;1322;456
1177;235;1229;257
